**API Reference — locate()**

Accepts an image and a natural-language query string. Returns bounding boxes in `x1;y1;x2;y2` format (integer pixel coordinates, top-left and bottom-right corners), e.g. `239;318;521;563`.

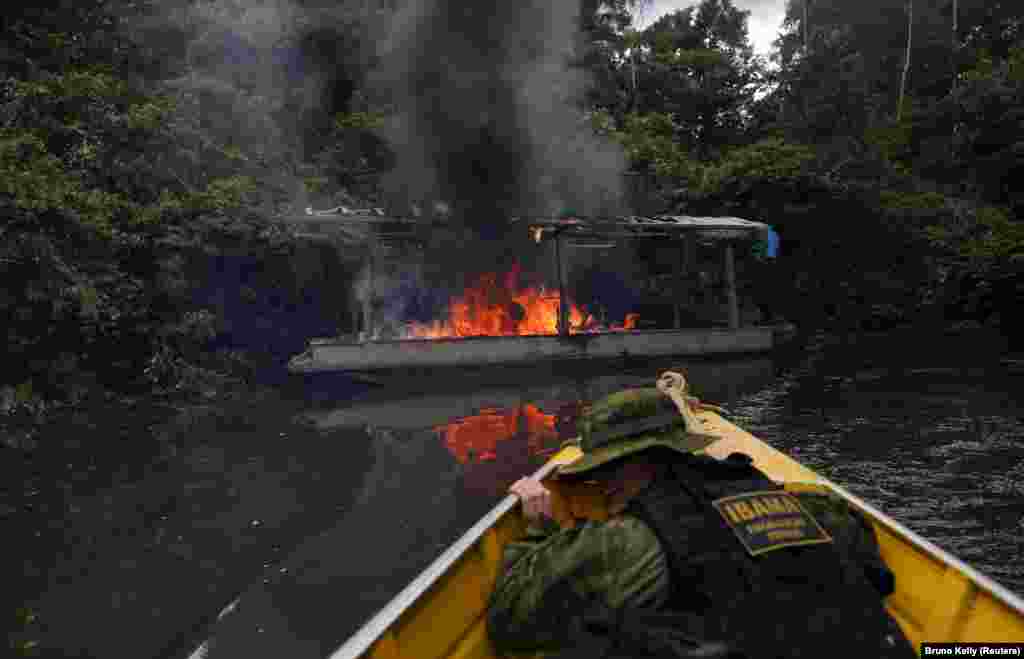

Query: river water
12;328;1024;658
731;330;1024;591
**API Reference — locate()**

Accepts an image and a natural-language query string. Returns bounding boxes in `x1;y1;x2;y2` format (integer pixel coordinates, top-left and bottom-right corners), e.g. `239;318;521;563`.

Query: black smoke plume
371;0;629;231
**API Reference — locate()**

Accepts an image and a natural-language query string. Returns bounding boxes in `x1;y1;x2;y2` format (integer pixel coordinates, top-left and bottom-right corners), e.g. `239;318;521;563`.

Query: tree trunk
803;0;809;50
950;0;958;94
631;48;638;113
897;0;913;122
950;0;960;156
799;0;811;133
699;2;726;161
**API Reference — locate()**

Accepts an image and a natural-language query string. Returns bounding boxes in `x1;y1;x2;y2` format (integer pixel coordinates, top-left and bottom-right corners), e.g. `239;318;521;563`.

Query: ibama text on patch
711;490;833;556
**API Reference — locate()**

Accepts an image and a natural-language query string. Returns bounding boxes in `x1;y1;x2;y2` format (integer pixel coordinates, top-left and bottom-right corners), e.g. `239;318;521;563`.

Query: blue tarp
752;227;779;260
766;227;780;258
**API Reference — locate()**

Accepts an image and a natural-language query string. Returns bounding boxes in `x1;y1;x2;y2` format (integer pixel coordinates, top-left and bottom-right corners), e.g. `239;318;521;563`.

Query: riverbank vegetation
3;1;1023;654
601;0;1023;333
2;1;359;443
2;0;1022;430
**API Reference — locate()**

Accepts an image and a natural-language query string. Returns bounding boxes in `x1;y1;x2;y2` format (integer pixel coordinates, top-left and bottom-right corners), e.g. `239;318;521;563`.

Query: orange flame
405;265;639;339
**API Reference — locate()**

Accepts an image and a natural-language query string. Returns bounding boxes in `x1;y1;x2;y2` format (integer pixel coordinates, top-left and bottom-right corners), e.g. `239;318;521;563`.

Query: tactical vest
619;452;916;659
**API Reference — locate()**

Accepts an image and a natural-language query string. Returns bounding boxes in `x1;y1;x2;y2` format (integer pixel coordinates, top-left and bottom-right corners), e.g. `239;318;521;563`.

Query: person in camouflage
487;372;915;659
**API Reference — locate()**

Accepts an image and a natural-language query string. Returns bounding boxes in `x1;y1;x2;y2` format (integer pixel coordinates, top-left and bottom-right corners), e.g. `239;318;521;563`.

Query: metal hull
289;327;777;373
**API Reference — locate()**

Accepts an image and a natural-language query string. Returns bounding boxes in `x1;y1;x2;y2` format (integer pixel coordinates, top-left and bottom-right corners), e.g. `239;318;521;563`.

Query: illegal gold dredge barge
285;210;793;373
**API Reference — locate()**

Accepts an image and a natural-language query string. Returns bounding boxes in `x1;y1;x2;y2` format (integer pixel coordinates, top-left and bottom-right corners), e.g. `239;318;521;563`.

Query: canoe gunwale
329;413;1024;659
328;458;564;659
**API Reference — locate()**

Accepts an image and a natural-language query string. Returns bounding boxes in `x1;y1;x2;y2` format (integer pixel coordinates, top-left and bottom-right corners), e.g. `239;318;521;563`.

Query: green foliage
0;128;128;233
613;112;695;177
0;5;295;406
611;104;817;202
333;112;386;131
668;48;730;70
13;68;126;101
707;138;816;189
190;176;257;213
303;176;331;195
0;0;1021;411
0;130;74;209
864;120;914;176
872;189;959;241
9;605;40;656
879;190;947;213
623;0;762;157
1012;46;1024;84
124;96;176;131
587;109;617;136
965;208;1024;263
929;206;1024;267
15;382;34;405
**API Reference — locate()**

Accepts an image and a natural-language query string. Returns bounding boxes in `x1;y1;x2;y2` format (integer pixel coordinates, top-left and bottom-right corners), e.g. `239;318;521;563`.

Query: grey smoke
126;0;640;333
124;0;632;223
136;1;297;166
126;0;375;212
372;0;630;228
357;0;638;329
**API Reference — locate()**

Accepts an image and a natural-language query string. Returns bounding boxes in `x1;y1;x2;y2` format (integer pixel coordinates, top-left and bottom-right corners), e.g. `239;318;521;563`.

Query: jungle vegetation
2;0;1022;423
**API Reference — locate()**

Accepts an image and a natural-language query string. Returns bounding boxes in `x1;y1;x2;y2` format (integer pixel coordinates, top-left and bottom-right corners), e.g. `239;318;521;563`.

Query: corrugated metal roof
523;215;768;230
523;215;769;241
275;210;769;243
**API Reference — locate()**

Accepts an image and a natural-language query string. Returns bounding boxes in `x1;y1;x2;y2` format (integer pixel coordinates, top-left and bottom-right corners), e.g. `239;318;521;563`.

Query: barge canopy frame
278;210;771;339
517;215;770;334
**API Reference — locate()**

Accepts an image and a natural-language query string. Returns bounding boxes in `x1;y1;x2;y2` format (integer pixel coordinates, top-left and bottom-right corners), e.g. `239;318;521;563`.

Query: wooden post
897;0;914;122
555;233;569;336
682;234;697;309
724;243;739;330
341;250;359;337
362;240;376;341
673;238;687;329
348;282;359;337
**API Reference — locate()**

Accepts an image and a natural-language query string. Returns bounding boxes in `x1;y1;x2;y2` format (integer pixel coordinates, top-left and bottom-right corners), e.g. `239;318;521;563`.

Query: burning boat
285;209;789;373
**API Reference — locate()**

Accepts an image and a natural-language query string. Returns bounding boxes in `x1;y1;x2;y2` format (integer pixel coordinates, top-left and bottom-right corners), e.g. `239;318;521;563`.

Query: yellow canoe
329;411;1024;659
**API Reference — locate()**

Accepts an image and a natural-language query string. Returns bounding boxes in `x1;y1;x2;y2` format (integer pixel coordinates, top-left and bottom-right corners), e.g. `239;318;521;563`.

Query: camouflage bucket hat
557;387;718;478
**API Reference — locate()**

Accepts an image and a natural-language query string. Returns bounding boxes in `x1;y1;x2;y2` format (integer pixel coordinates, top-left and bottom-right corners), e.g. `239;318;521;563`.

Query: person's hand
657;370;707;434
510;477;553;522
656;371;687;395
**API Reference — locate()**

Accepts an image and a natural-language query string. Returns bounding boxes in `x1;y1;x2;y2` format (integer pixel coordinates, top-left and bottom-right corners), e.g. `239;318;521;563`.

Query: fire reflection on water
435;403;580;497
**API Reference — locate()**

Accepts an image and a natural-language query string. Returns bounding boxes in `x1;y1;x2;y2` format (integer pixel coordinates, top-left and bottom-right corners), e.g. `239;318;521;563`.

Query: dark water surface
730;331;1024;593
12;329;1024;658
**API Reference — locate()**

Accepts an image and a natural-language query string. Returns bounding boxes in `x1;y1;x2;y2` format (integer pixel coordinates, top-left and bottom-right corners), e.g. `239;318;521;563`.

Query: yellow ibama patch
712;490;832;556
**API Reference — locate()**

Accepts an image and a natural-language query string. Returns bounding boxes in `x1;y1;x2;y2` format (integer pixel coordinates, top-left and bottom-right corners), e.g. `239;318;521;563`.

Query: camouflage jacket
486;487;889;655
